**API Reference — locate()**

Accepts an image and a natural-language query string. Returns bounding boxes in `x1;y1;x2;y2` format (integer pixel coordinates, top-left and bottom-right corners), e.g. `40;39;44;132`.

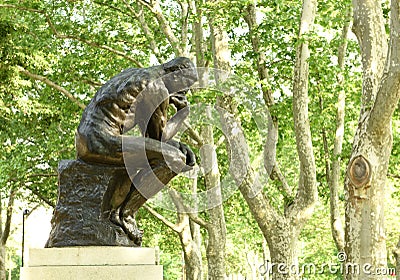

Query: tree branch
26;173;57;179
168;189;210;230
0;4;43;14
92;1;126;15
263;115;277;176
143;204;182;233
394;237;400;280
8;176;56;207
1;4;143;67
272;164;293;199
44;13;144;67
217;98;279;233
1;187;16;245
244;2;273;107
327;7;352;253
136;0;153;11
23;185;55;208
238;168;279;234
368;0;400;133
17;66;86;110
178;0;190;55
388;173;400;179
244;2;294;207
81;79;103;87
290;0;318;219
244;2;294;203
137;0;184;56
183;120;204;146
122;0;161;60
320;96;331;184
352;0;387;116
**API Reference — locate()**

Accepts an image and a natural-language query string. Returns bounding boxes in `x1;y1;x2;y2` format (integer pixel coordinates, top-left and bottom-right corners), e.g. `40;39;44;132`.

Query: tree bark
178;213;203;280
201;106;227;280
215;1;318;279
290;0;318;223
244;3;273;107
351;0;387;115
144;203;203;280
17;66;86;110
208;2;231;81
206;6;231;278
394;237;400;280
344;0;400;279
190;0;206;68
0;245;5;280
326;6;353;254
137;0;186;57
0;188;16;280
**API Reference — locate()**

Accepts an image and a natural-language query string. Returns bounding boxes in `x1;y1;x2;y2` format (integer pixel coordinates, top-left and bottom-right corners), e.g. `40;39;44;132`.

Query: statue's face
162;57;198;96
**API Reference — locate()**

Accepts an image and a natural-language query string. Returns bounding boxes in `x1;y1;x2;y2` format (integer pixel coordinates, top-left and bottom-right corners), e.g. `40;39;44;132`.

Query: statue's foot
109;209;122;227
124;225;143;247
110;209;143;246
121;215;143;246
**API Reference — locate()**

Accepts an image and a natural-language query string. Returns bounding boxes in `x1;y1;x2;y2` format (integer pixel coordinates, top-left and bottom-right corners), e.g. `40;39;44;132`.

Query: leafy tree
343;1;400;279
1;1;399;280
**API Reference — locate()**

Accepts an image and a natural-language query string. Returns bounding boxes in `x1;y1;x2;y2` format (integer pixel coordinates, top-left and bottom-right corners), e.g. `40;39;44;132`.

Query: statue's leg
109;137;190;245
115;162;177;246
122;136;187;171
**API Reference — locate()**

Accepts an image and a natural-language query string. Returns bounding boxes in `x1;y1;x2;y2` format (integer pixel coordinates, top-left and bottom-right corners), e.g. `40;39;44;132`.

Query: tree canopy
1;0;399;279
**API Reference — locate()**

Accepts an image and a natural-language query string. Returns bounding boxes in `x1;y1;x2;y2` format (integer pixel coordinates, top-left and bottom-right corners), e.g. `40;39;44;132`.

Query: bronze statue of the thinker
75;57;197;245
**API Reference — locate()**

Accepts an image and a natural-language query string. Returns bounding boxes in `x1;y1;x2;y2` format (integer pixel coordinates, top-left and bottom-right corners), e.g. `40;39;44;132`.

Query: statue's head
162;57;198;95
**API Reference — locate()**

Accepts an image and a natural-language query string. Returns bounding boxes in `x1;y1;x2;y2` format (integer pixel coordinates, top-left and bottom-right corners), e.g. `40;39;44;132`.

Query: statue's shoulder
91;67;141;105
87;65;165;107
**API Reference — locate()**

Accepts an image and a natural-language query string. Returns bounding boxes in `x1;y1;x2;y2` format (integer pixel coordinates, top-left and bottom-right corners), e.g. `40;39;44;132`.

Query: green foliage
137;207;184;279
5;247;21;280
1;0;399;278
300;204;344;280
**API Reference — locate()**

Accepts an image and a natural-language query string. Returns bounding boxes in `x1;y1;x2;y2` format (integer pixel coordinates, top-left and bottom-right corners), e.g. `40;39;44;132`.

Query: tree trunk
169;183;204;280
208;3;231;79
326;6;352;254
206;6;230;278
201;106;227;280
266;223;301;280
0;188;16;280
0;191;3;280
394;237;400;280
145;197;204;280
206;224;226;280
217;1;318;279
178;214;203;280
344;1;400;279
0;245;5;280
219;109;315;280
190;0;206;68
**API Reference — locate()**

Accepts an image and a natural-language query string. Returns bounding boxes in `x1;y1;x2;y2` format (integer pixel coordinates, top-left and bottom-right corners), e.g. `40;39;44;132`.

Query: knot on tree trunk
348;155;371;189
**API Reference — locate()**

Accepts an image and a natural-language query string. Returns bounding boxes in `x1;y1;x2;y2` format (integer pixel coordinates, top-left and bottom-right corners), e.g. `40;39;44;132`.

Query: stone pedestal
20;247;163;280
46;160;135;247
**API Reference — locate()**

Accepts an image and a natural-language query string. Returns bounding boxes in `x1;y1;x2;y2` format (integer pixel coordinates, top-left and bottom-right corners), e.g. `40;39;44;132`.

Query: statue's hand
169;92;188;111
166;139;196;167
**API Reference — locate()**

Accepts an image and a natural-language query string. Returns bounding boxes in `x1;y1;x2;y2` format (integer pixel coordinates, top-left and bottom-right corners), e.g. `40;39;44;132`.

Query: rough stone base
46;160;135;247
20;247;163;280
